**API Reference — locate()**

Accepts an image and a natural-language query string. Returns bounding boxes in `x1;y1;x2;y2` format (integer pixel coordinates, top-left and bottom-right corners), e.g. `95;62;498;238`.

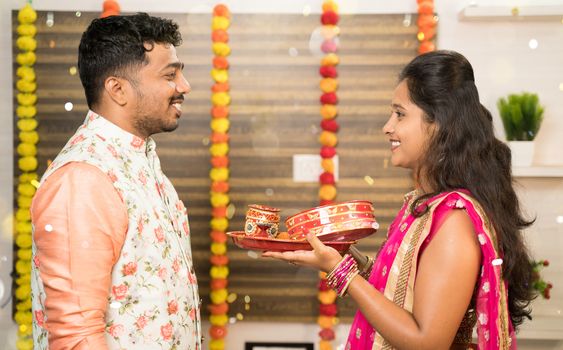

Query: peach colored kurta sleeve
32;162;128;349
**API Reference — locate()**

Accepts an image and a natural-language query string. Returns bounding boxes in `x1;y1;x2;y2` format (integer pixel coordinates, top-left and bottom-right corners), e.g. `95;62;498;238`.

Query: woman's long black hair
400;50;535;329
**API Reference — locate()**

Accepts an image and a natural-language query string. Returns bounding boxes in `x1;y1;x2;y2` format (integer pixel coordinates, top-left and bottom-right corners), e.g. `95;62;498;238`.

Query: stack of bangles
327;254;360;297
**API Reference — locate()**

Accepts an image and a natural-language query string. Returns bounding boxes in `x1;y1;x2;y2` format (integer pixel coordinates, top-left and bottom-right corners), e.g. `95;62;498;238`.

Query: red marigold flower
319;303;338;316
318;279;330;291
319;172;335;185
320;92;338;105
320;146;336;158
213;56;229;69
319;327;335;340
319;66;338;78
321;119;339;132
321;11;339;25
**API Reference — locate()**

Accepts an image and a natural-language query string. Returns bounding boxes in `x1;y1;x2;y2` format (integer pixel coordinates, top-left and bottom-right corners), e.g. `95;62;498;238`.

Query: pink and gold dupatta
345;190;515;349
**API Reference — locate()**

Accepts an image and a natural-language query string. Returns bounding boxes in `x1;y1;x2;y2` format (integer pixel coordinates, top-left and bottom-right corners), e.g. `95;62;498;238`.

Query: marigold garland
416;0;436;54
318;1;340;349
13;3;37;350
209;4;231;350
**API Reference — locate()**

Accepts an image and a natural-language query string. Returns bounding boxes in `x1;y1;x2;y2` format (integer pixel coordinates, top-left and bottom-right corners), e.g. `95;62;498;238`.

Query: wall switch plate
292;154;339;183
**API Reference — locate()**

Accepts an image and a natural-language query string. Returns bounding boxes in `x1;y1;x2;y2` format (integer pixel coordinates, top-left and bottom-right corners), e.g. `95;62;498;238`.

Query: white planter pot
508;141;535;167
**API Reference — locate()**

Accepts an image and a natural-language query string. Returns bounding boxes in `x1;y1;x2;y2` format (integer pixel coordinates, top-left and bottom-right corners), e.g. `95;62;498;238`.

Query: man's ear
104;76;129;106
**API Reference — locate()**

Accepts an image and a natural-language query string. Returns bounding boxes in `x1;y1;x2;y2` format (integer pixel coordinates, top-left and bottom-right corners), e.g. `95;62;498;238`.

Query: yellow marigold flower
319;340;332;350
319;131;338;147
319;184;337;201
16;52;36;66
210;193;229;207
209;314;228;326
321;158;334;173
16;36;37;51
212;16;230;30
18;4;37;24
210;265;229;278
211;217;229;231
16;208;31;222
321;104;338;119
15;233;32;247
17;183;36;197
18;324;33;336
17;24;37;37
320;78;338;93
17;119;38;132
17;248;32;261
212;42;231;57
322;1;339;13
16;299;32;311
210;167;229;182
16;143;37;157
16;338;34;350
19;131;39;144
16;274;31;286
318;290;337;304
16;80;37;93
15;285;31;301
210;288;228;304
317;315;335;328
16;260;31;275
211;69;229;83
211;242;227;256
17;93;37;107
209;339;225;350
16;222;32;235
321;53;339;66
17;195;33;209
211;92;231;107
19;156;38;172
16;66;35;81
16;106;36;118
19;172;38;183
209;142;229;157
211;118;230;134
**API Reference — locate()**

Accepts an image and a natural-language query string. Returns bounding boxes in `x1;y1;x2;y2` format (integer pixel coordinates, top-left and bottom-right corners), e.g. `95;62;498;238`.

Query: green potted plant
497;92;544;166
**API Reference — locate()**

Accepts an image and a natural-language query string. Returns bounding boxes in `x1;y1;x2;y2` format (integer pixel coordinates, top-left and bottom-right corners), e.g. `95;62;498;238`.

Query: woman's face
382;80;434;172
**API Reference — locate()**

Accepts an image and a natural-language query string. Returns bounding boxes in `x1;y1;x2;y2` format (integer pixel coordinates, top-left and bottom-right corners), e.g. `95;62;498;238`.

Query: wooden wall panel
13;11;415;322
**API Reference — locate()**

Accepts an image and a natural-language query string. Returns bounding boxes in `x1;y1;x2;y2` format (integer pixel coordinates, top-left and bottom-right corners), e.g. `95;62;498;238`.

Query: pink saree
345;190;516;349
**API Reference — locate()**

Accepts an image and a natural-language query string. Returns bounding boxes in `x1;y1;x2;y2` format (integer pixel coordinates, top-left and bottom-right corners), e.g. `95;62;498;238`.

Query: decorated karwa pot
244;204;281;238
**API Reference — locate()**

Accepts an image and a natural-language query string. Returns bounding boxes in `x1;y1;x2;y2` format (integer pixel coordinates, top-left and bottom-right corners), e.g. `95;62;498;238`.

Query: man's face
129;43;190;137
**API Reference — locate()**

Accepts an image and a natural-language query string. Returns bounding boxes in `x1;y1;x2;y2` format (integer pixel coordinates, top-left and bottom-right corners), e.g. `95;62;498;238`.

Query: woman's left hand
262;233;343;272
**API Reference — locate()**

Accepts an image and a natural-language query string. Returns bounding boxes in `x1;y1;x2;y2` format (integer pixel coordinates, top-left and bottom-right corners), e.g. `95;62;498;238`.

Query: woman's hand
262;233;343;272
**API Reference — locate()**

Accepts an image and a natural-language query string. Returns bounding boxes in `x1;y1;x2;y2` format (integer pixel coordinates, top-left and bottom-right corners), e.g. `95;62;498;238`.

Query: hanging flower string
318;1;340;349
13;3;38;350
416;0;436;54
209;4;231;350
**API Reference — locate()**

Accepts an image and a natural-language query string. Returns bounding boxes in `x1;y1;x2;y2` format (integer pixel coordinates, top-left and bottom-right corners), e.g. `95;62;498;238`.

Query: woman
263;50;535;349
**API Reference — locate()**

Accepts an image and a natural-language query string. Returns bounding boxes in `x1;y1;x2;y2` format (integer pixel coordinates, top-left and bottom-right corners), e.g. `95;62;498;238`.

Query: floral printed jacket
31;111;201;349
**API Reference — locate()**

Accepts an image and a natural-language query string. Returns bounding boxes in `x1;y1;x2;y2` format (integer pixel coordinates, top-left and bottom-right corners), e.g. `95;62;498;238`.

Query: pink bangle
326;254;359;297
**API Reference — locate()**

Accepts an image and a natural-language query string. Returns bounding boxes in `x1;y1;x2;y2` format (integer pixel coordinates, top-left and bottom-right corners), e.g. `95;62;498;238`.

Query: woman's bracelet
359;255;374;279
326;254;360;297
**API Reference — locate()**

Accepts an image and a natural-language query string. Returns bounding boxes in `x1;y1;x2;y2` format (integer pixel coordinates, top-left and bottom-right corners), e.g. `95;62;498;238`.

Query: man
30;13;201;349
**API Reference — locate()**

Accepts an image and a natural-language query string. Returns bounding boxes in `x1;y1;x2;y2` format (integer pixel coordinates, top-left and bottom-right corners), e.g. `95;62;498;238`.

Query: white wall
1;0;563;349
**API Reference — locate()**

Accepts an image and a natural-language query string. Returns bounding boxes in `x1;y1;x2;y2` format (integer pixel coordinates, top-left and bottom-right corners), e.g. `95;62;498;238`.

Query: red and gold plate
227;231;355;253
285;200;379;242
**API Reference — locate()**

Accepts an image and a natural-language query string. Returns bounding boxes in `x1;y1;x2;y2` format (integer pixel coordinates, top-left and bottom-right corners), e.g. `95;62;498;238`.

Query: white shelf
458;5;563;21
513;166;563;178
